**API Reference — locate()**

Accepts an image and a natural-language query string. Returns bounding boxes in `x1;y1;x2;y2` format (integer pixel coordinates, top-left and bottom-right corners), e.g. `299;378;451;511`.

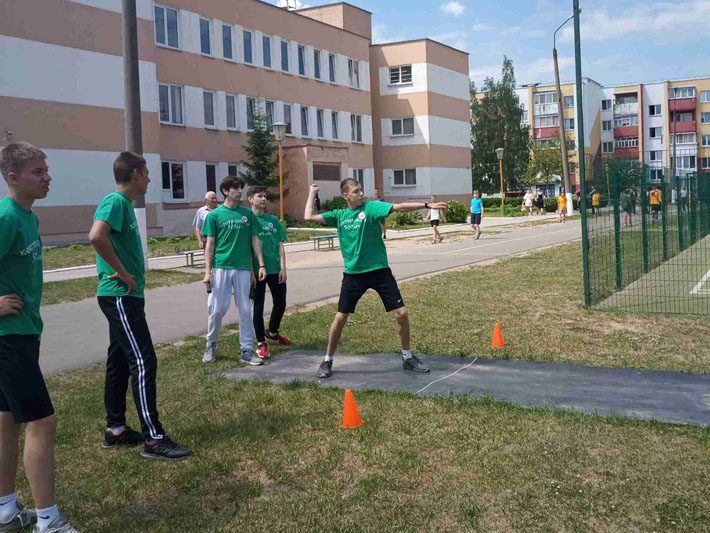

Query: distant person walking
649;185;662;223
557;189;567;223
621;188;635;226
425;196;446;244
591;190;601;216
470;190;483;239
534;191;545;215
193;191;218;249
523;189;534;215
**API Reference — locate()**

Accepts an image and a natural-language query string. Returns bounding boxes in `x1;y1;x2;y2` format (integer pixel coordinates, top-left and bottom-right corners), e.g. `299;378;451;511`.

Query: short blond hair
0;142;47;181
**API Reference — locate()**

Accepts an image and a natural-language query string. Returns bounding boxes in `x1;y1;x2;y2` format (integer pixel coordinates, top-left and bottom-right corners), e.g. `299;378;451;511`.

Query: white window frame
673;112;693;122
199;17;212;56
161;161;186;201
521;109;529;125
154;4;180;49
649;150;662;161
348;59;360;88
350;114;363;143
328;53;337;83
602;141;614;153
316;108;325;138
393;168;416;187
614;115;638;127
668;87;695;99
601;99;612;110
674;155;696;170
280;40;289;72
602;120;612;131
283;104;292;135
534;92;555;105
534;115;558;128
564;118;574;131
701;91;710;103
265;100;274;132
649;104;661;116
615;137;638;149
158;83;184;125
262;34;272;68
203;90;215;128
222;24;233;60
701;112;710;124
300;105;309;136
673;132;696;144
331;111;339;139
389;65;413;85
702;134;710;147
649;126;663;139
351;168;364;187
563;95;574;108
297;45;306;76
246;97;256;131
226;93;237;130
313;49;321;80
243;30;253;64
701;157;710;170
391;117;414;137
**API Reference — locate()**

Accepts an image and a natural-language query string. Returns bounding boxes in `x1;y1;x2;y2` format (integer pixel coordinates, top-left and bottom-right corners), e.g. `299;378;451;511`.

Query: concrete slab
219;350;710;427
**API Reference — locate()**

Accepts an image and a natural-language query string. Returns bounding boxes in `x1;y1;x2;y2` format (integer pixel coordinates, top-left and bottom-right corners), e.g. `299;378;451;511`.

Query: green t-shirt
252;213;286;274
321;201;393;274
93;192;145;298
202;204;259;270
0;197;43;336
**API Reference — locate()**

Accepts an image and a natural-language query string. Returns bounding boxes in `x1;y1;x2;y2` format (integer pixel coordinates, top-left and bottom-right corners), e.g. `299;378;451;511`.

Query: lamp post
495;147;505;207
272;121;287;221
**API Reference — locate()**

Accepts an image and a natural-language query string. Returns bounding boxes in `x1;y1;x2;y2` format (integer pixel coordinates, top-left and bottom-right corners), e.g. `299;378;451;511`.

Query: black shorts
651;204;661;212
0;335;54;423
338;268;404;314
470;213;482;225
430;220;440;227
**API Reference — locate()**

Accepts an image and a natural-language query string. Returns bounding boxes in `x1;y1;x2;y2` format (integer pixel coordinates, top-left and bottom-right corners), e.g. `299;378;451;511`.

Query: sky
276;0;710;88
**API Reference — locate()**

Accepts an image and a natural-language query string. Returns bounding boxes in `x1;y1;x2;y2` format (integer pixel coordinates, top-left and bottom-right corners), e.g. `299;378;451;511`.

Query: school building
0;0;472;243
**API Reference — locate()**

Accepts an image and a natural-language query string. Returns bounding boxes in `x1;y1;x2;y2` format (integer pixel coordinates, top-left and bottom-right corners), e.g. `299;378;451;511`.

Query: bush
322;196;347;211
444;200;469;223
481;197;524;209
387;210;422;227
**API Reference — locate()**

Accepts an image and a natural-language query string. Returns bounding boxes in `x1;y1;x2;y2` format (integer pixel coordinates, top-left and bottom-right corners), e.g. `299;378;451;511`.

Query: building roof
295;1;372;15
371;38;469;56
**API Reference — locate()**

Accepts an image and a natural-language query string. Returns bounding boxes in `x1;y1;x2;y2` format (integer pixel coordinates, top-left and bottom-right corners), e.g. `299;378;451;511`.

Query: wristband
259;265;266;269
424;202;429;209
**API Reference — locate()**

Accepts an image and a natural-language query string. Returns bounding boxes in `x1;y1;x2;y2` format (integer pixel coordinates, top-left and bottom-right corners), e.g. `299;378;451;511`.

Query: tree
525;144;563;185
240;111;279;188
470;57;530;194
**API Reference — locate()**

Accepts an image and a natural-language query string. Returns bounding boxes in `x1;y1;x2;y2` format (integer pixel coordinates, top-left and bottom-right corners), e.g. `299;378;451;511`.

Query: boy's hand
309;184;319;195
0;294;23;316
278;270;287;284
429;202;447;210
108;271;137;292
258;266;266;281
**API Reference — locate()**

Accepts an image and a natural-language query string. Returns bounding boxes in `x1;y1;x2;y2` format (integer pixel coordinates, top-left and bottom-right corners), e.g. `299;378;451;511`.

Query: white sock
0;493;19;522
402;350;413;359
36;504;60;531
107;425;125;436
324;354;333;362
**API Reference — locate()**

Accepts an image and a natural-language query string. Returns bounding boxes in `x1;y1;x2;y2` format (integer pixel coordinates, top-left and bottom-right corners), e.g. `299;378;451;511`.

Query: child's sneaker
203;342;217;363
265;332;292;345
0;503;36;531
256;341;270;359
240;350;263;366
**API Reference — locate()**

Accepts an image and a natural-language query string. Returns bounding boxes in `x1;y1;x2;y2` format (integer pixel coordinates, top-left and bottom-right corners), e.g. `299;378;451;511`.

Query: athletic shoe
31;513;78;533
102;426;143;449
203;342;217;363
256;341;270;359
318;360;333;378
265;332;293;345
240;350;263;366
0;503;36;532
403;355;430;373
141;436;191;461
476;230;481;240
438;235;444;243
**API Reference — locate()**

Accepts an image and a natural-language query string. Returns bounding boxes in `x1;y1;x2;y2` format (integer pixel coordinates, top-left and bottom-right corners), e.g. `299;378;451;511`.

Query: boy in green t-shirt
247;186;292;359
0;142;78;532
89;151;189;461
201;176;266;365
304;179;447;378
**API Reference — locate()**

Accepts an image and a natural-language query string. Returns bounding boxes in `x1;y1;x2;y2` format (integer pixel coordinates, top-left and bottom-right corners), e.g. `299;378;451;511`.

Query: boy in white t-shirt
424;196;446;244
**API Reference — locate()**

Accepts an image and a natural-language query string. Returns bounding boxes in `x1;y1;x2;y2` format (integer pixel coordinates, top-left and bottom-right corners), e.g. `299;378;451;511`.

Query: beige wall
296;3;372;40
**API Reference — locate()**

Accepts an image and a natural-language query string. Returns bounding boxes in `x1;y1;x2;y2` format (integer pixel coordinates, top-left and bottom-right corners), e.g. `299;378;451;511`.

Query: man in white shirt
523;189;534;216
193;191;218;249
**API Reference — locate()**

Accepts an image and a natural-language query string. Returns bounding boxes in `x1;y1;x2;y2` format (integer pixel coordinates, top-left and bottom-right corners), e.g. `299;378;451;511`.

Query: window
246;97;256;130
313;49;321;79
331;111;339;139
568;139;576;151
602;141;613;153
389;65;412;84
161;162;185;200
262;35;271;68
602;99;612;110
158;83;183;125
649;169;663;180
701;112;710;124
300;106;309;136
243;30;253;63
521;110;529;125
564;118;574;130
350;114;362;142
533;92;557;115
226;94;237;129
298;45;306;75
602;120;612;131
203;91;215;127
393;168;416;186
391;117;414;136
674;156;696;169
265;100;274;131
668;87;695;99
533;115;558;128
563;96;574;108
199;18;211;55
205;164;216;193
614;115;638;127
615;137;638;148
702;135;710;147
701;91;710;103
154;5;179;48
533;92;555;105
673;112;693;122
649;127;662;139
348;59;360;88
649;151;662;161
351;168;364;187
673;132;696;144
316;109;324;138
535;138;559;148
222;24;233;59
281;41;289;72
228;164;238;176
649;104;661;116
702;157;710;170
329;53;336;83
283;104;292;135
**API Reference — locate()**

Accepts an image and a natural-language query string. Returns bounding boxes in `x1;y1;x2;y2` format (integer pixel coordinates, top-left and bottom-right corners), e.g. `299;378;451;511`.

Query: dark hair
0;142;47;181
113;151;146;184
340;178;359;193
247;185;269;198
219;175;245;196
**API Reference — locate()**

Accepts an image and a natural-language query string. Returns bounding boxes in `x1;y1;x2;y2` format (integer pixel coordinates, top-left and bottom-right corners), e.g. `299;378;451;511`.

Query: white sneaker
0;503;36;532
203;342;217;363
32;513;79;533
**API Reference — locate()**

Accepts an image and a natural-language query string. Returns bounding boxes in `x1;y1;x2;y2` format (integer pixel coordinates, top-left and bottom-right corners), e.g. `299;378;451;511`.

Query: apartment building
0;0;470;242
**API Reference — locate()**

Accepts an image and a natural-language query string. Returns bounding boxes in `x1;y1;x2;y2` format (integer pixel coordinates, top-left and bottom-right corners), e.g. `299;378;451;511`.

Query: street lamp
495;147;505;207
272;121;287;221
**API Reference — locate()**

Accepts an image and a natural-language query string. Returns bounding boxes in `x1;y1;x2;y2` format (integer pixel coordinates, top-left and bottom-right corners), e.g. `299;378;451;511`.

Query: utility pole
122;0;148;266
554;13;575;215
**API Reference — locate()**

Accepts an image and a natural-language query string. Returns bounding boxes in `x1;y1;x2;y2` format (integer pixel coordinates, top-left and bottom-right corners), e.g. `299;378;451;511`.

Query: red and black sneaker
265;332;293;345
256;341;270;359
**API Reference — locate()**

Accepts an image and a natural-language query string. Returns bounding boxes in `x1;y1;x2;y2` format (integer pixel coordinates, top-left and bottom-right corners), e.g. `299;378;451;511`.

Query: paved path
39;219;580;375
221;350;710;426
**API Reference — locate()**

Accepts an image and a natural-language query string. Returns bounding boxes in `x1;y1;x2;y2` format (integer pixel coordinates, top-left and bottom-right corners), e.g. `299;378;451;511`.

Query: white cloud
502;26;546;38
371;23;406;45
432;31;468;52
559;1;710;43
472;21;495;32
469;64;502;87
469;56;574;87
440;1;466;17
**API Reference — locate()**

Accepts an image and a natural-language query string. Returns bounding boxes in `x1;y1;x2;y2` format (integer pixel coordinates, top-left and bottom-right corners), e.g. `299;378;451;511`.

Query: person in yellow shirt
591;191;601;216
649;185;661;223
557;188;567;223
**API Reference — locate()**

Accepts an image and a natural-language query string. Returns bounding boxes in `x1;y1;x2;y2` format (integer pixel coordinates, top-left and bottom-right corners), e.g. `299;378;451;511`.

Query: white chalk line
690;269;710;295
416;356;478;394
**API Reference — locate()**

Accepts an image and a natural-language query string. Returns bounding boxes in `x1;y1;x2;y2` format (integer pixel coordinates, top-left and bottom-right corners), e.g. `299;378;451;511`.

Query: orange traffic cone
491;322;505;349
341;389;364;429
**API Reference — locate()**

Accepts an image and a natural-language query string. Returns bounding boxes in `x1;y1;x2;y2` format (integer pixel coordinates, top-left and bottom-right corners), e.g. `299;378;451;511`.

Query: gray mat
219;349;710;426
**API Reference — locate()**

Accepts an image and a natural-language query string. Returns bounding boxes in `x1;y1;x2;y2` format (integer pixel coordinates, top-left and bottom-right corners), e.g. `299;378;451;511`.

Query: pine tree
240;111;280;188
470;57;530;194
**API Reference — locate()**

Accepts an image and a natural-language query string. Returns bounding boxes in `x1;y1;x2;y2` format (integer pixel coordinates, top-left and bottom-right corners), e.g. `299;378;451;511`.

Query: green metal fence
581;156;710;314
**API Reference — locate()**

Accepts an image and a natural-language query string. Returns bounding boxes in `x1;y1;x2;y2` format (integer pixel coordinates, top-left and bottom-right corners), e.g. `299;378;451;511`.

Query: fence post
612;170;622;290
675;174;685;252
640;179;649;273
660;179;668;261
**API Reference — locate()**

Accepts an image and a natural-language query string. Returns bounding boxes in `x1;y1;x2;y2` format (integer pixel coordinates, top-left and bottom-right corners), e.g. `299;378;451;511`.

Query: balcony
614;125;638;137
534;127;559;139
614;102;638;115
533;103;558;116
670;121;696;134
669;98;696;112
615;147;639;159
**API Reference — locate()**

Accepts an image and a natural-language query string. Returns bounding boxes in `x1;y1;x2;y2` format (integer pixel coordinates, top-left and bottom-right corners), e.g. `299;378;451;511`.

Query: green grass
42;270;202;305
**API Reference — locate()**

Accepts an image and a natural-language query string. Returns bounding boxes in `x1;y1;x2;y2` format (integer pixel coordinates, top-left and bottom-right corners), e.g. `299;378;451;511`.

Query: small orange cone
341;389;364;429
491;322;505;349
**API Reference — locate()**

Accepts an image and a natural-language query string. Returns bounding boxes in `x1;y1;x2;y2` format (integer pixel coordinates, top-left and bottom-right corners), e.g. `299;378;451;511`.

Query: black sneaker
318;360;333;378
141;436;191;461
403;355;430;373
102;426;143;449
